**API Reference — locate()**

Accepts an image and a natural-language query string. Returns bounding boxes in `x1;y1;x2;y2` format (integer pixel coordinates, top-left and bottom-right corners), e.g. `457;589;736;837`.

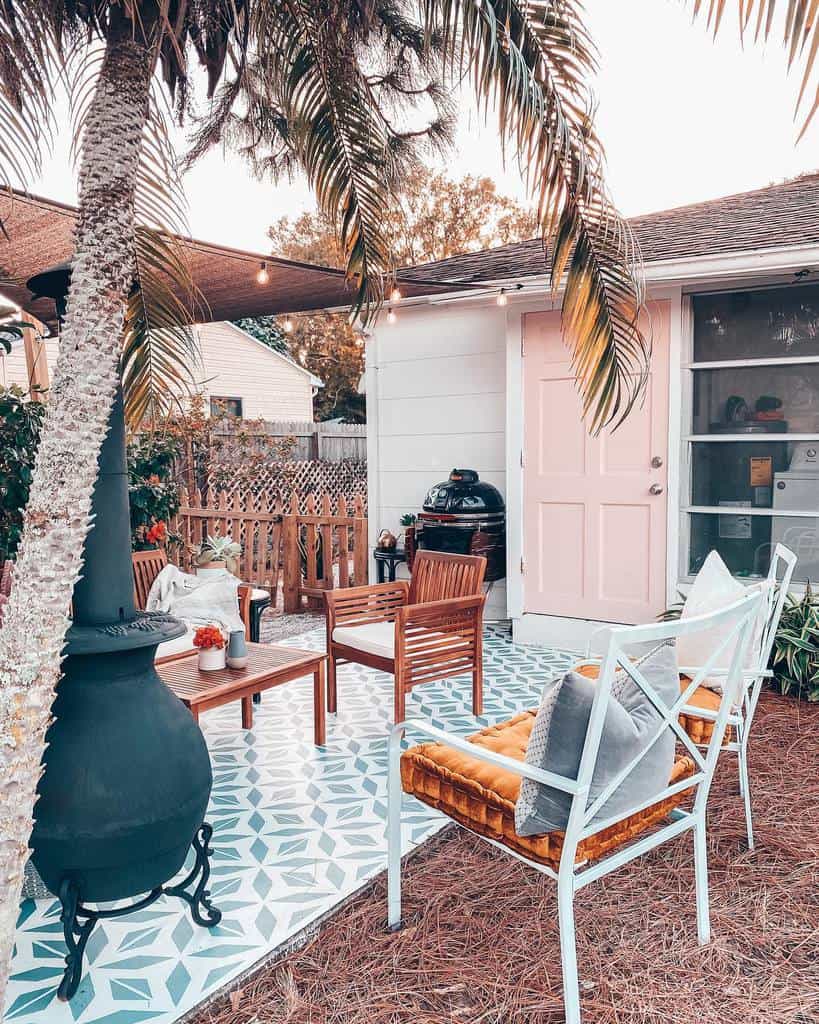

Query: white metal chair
585;543;796;851
679;543;796;850
387;591;763;1024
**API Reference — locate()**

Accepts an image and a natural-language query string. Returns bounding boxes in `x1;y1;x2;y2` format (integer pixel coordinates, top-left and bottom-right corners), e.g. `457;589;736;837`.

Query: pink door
523;302;670;624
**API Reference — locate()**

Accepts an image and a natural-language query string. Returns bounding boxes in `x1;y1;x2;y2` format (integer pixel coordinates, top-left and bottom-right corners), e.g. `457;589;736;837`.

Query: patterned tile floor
5;624;572;1024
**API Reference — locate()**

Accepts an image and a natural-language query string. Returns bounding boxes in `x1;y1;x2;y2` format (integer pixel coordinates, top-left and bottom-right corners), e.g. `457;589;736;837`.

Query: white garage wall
366;300;508;619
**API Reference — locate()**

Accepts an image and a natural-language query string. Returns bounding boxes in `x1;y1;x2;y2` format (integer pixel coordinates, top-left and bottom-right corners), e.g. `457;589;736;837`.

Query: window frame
678;280;819;588
209;395;244;419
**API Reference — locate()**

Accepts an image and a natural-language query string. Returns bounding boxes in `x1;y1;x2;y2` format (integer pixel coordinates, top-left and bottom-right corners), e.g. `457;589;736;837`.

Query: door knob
651;456;664;468
649;483;664;495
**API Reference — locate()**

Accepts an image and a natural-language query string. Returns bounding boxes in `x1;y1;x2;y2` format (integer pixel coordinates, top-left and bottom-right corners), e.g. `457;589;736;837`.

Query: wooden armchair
325;550;487;722
132;549;251;632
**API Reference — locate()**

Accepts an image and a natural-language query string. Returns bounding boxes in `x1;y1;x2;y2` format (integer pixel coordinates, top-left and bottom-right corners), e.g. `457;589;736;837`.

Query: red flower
193;625;225;650
145;520;167;545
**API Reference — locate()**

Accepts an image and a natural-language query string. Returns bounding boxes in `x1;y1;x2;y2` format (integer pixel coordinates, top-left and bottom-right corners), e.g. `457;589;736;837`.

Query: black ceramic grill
414;469;506;581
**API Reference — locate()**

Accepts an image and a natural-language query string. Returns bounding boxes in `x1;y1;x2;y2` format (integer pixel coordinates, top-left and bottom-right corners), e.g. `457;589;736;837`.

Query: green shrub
127;432;182;551
0;386;45;562
770;585;819;702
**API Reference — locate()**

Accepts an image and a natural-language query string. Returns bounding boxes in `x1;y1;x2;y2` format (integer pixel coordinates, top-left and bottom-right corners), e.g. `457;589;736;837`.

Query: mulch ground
191;691;819;1024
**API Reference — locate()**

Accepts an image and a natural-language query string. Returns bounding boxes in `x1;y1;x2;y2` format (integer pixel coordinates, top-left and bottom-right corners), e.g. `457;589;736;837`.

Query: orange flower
147;474;161;485
145;520;167;545
193;625;225;650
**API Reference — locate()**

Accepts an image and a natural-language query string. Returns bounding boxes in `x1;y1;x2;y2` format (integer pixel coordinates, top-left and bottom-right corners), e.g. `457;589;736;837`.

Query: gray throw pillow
515;642;679;837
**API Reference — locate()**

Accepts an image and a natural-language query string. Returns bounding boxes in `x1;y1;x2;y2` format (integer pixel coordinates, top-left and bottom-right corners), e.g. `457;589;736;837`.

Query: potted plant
400;513;417;568
193;624;227;671
194;534;242;578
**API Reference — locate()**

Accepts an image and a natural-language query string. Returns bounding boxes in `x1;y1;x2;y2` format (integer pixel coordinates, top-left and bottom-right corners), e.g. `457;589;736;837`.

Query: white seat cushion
155;627;197;661
249;587;270;601
332;621;395;659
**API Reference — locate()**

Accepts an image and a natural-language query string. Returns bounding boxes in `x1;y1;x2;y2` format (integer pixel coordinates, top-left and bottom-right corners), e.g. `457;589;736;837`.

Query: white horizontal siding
0;322;315;422
368;302;508;618
195;323;314;421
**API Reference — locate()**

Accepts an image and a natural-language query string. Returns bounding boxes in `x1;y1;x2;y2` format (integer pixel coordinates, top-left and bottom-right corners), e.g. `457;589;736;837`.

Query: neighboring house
0;319;322;422
191;321;321;421
365;173;819;645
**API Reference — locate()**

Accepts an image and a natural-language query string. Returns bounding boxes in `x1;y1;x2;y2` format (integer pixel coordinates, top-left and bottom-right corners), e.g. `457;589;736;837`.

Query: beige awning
0;188;472;327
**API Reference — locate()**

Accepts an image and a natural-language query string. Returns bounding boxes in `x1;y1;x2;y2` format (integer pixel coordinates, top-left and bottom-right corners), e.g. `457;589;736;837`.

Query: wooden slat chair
388;591;764;1024
580;543;796;851
325;550;487;723
132;549;251;634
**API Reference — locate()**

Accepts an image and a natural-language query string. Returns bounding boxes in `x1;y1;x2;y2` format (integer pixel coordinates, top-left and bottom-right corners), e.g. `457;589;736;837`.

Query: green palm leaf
424;0;648;432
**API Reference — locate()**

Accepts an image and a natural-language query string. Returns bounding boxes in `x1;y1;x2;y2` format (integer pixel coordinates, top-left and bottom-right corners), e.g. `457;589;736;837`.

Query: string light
496;288;507;306
387;308;397;324
389;285;402;302
256;261;269;285
283;317;294;333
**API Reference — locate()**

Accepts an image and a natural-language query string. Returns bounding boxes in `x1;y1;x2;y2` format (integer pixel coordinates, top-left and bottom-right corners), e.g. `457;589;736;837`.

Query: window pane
692;364;819;434
691;440;791;509
693;283;819;362
688;512;819;583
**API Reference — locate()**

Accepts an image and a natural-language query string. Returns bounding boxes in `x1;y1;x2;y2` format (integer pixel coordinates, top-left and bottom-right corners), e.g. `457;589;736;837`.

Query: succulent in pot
194;534;242;576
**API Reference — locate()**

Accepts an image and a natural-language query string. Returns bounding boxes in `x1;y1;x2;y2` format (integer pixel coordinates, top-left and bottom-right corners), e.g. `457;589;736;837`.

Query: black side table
374;547;406;583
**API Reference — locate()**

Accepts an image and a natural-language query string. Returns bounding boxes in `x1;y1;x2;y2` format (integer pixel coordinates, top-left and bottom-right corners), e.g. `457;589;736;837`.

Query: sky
29;0;819;256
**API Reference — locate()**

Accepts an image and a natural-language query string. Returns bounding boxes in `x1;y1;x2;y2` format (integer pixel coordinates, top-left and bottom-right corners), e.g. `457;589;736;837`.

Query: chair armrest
397;594;485;626
237;584;251;633
390;719;585;795
325;581;409;632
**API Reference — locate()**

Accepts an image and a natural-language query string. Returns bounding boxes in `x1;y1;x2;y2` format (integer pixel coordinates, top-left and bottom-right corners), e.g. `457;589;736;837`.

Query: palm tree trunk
0;10;156;1005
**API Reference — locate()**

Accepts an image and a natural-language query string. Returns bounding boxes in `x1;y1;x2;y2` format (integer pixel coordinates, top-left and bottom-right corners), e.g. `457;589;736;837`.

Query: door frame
505;285;684;630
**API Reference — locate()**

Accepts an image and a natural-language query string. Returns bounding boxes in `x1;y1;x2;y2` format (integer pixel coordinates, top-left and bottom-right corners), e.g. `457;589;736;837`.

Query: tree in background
262;167;538;422
268;165;538;269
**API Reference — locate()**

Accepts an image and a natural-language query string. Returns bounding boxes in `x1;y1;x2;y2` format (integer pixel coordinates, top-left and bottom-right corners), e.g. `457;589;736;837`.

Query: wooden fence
170;487;368;606
282;494;367;612
211;420;366;461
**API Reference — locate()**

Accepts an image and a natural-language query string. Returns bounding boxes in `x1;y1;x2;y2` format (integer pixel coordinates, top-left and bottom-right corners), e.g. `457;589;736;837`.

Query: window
210;396;243;419
683;282;819;583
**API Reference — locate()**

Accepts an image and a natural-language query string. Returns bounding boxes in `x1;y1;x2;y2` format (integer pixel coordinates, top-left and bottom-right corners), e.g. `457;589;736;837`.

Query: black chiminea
26;264;221;1002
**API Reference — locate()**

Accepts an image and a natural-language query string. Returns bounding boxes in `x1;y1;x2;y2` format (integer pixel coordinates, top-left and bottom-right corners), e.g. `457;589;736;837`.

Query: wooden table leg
241;695;253;729
313;661;326;746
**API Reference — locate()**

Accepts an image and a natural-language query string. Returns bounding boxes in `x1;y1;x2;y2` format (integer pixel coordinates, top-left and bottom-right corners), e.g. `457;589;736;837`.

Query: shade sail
0;188;471;327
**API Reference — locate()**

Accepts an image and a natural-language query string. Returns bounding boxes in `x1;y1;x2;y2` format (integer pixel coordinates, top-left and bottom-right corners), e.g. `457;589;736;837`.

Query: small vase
227;628;249;670
198;646;226;672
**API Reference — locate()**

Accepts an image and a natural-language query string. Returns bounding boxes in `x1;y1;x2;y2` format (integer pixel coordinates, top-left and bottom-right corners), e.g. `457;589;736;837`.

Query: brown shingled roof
401;172;819;285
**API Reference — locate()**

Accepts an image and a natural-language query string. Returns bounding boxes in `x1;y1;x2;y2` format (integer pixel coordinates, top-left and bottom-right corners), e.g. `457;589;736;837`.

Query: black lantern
26;264;221;1002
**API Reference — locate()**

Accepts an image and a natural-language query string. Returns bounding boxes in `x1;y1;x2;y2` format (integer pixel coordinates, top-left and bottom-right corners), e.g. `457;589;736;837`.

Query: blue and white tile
5;624;572;1024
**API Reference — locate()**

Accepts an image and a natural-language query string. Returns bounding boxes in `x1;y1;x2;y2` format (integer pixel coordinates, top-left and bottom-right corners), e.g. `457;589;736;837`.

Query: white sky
29;0;819;255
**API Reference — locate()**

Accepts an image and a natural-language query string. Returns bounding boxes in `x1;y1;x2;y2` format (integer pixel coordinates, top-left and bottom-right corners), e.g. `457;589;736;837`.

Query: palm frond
425;0;647;432
124;93;206;428
249;0;400;319
690;1;819;136
0;0;59;200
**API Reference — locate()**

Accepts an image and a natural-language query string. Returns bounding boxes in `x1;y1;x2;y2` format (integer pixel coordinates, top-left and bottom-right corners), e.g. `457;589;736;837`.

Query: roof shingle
401;172;819;284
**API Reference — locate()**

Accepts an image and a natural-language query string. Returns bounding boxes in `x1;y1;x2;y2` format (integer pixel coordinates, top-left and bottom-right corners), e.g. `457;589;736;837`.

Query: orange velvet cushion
401;712;696;870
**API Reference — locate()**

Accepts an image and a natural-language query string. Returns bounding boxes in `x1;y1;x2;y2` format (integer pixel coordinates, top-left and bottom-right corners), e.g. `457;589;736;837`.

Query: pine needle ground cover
194;692;819;1024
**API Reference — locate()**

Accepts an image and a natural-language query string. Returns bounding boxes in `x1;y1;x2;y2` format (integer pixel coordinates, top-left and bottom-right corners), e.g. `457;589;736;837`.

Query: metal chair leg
557;869;581;1024
693;816;711;945
738;738;755;851
387;724;404;931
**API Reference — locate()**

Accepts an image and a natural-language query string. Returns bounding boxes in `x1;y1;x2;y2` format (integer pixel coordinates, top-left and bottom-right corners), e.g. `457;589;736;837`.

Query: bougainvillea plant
192;625;225;650
128;432;182;551
0;386;45;563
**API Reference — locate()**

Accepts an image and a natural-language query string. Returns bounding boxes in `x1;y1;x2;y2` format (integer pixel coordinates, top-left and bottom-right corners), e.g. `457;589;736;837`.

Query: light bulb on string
496;288;507;306
389;285;402;302
387;308;397;325
256;262;269;285
283;317;294;334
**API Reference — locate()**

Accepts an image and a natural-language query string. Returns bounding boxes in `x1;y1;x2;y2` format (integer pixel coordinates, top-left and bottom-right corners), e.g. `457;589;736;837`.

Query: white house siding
0;322;315;422
194;322;315;421
0;335;59;392
366;301;508;619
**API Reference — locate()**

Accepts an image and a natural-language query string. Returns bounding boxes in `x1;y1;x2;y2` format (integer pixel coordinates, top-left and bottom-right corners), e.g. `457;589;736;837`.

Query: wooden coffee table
156;643;327;744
